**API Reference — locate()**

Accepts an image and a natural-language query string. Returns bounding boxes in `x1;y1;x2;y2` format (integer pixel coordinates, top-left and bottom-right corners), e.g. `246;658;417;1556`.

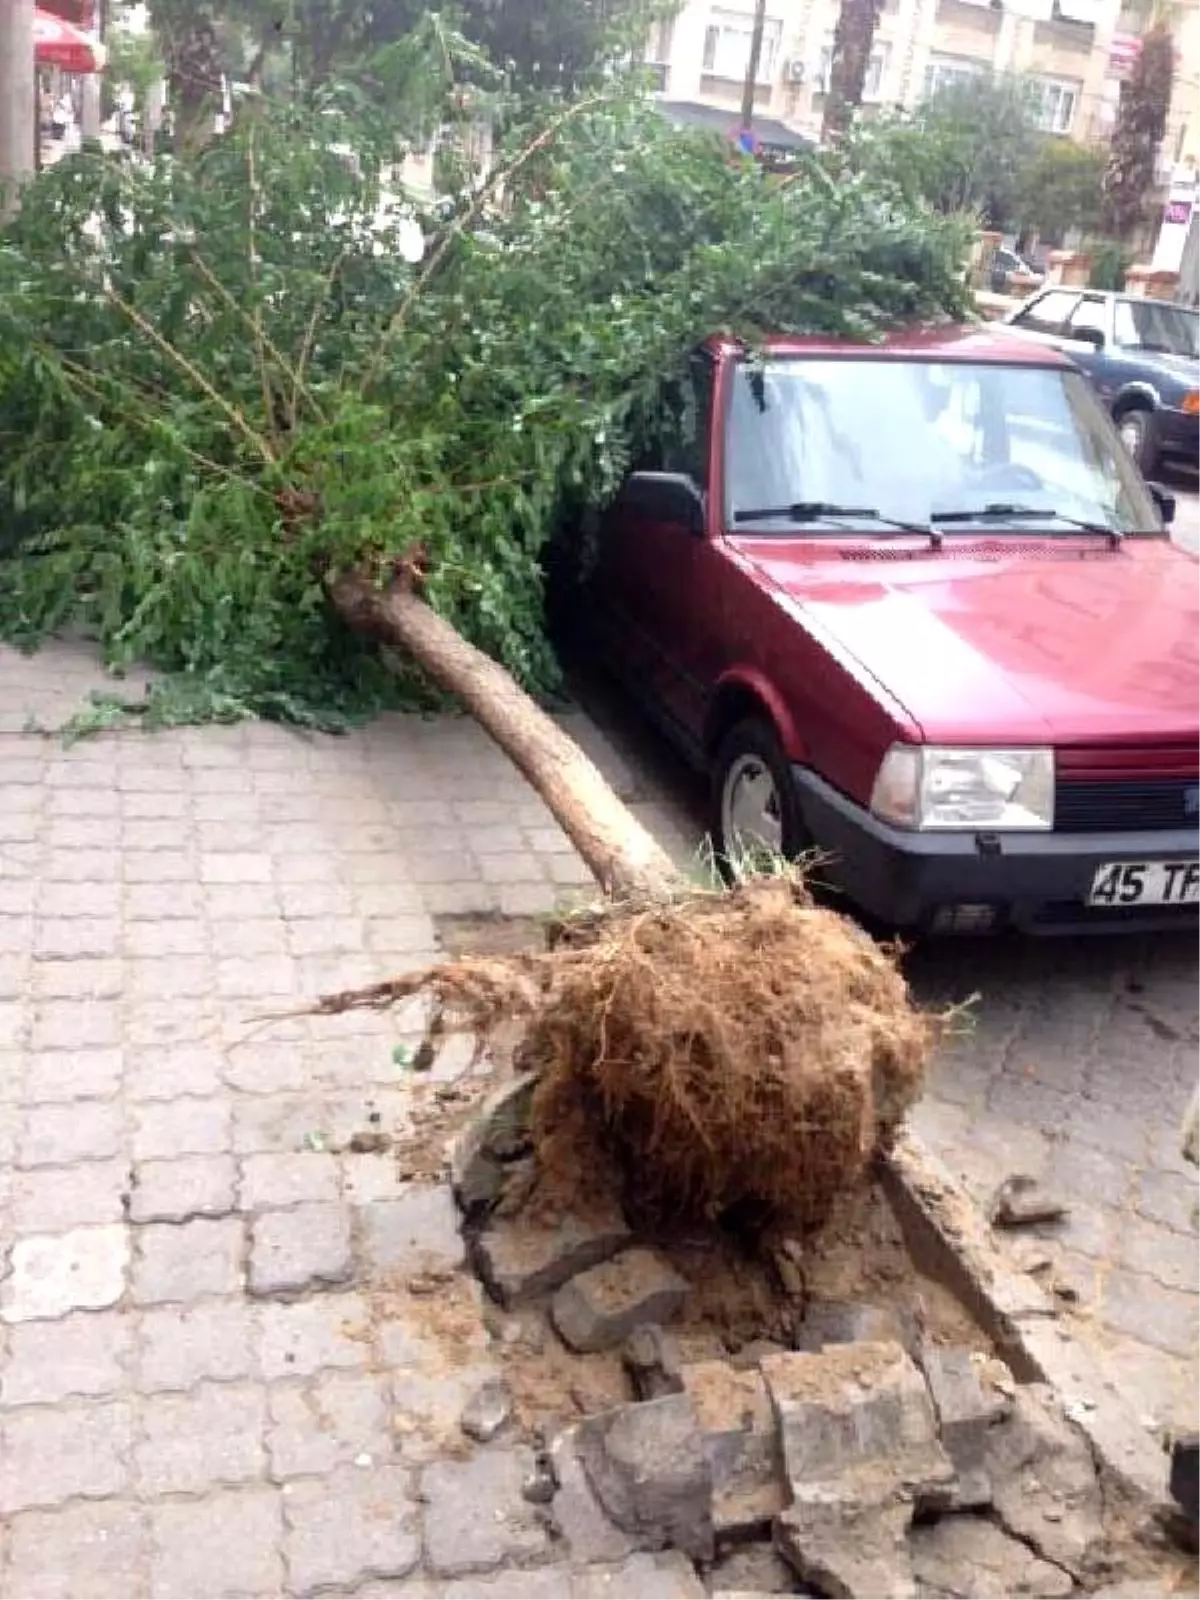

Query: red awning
34;7;105;73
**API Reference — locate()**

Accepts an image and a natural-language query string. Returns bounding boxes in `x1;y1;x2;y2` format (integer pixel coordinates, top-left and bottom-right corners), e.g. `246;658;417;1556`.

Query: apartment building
646;0;1199;179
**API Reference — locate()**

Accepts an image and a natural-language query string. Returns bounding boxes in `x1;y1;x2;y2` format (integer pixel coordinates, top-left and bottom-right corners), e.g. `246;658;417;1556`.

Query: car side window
1068;297;1107;342
635;355;715;489
1012;290;1080;336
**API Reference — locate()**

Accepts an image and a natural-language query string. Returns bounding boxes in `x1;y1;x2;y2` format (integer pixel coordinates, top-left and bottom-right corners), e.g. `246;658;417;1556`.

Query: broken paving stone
450;1072;538;1216
988;1175;1069;1229
910;1514;1075;1598
470;1207;632;1308
776;1492;917;1599
624;1324;685;1399
552;1250;690;1354
919;1341;1012;1510
708;1543;796;1596
728;1338;788;1373
550;1428;639;1564
795;1300;918;1358
460;1378;514;1443
761;1342;953;1505
573;1391;715;1563
680;1361;785;1536
624;1325;729;1400
981;1384;1105;1579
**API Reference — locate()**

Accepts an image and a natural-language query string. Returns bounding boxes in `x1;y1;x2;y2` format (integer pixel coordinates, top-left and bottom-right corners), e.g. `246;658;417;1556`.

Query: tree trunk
327;571;682;900
739;0;768;132
164;13;222;156
821;0;883;144
1102;19;1174;240
0;0;36;219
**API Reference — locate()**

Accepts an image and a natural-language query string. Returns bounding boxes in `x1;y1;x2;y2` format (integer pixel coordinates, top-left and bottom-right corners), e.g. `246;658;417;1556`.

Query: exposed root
312;872;945;1234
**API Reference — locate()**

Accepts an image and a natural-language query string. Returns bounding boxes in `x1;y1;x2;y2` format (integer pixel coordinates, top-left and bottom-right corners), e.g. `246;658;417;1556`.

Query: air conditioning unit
786;58;806;83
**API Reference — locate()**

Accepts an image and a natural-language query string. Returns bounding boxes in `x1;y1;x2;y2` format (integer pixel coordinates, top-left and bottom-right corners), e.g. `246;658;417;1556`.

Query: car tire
1116;406;1158;477
709;718;809;882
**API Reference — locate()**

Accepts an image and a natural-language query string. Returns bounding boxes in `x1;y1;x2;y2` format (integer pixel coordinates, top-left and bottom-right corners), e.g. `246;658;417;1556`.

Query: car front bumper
792;766;1200;936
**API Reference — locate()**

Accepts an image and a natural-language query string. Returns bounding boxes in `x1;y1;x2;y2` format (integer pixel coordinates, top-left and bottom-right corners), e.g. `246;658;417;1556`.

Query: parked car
989;245;1043;296
576;328;1199;936
1001;288;1199;476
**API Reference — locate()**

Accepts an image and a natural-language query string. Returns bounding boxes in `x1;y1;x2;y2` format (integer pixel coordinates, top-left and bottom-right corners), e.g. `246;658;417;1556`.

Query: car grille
1055;776;1199;833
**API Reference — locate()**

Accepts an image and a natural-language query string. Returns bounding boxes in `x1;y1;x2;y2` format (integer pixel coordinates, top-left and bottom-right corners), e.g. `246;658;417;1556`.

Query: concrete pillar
0;0;37;215
1123;264;1179;299
971;230;1003;290
1046;250;1093;287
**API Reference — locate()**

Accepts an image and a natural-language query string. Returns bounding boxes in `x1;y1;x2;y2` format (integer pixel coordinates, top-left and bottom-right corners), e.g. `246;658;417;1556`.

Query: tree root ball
313;873;942;1234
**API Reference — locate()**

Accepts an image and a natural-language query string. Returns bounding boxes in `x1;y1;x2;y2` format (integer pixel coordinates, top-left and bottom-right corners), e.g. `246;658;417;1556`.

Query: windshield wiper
733;501;941;546
930;502;1121;548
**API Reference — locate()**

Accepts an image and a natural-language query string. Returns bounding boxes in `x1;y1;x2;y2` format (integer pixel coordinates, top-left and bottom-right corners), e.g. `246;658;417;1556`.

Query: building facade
647;0;1198;180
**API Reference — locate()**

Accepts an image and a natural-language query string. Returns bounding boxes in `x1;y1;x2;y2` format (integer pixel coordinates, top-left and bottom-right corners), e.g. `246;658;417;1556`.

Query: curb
881;1129;1175;1521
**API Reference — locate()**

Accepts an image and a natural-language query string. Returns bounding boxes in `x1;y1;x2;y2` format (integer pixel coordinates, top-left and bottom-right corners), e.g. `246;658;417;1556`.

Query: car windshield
724;357;1161;535
1112;299;1200;358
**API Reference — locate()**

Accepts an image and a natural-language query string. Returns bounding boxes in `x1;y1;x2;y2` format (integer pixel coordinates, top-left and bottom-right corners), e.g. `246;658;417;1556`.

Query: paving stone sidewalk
0;640;713;1598
1;637;1196;1597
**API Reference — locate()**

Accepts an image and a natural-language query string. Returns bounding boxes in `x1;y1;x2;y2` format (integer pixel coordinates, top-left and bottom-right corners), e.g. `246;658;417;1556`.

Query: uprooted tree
0;24;970;729
0;19;969;1230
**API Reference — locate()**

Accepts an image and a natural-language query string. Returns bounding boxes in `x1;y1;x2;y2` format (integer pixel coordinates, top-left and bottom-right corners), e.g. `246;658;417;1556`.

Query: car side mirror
621;471;706;534
1072;327;1104;350
1148;481;1176;527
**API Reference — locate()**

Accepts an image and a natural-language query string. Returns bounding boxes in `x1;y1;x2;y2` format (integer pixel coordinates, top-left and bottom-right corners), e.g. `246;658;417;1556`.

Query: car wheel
1116;407;1158;477
709;718;808;881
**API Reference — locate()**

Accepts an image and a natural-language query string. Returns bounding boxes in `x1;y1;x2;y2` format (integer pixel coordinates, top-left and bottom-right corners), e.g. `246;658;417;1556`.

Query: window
816;40;890;99
1011;289;1081;335
1067;296;1108;343
922;55;986;99
636;354;716;488
1033;77;1080;133
702;10;783;83
1113;298;1200;358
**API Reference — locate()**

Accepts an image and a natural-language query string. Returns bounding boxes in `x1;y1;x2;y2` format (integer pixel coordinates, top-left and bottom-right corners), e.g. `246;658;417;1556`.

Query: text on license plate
1088;861;1200;908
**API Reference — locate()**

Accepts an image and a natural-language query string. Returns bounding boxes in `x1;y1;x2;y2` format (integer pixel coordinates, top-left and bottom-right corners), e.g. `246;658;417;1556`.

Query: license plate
1088;860;1200;908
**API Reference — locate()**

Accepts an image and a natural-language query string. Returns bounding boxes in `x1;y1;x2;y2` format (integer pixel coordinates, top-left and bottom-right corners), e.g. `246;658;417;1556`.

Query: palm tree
1101;10;1175;241
821;0;883;143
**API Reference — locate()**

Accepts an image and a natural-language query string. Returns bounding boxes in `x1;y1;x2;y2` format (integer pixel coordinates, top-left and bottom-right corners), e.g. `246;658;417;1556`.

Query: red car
584;327;1200;935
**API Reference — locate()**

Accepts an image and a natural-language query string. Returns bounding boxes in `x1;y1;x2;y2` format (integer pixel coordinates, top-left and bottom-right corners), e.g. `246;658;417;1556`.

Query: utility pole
0;0;37;216
739;0;768;132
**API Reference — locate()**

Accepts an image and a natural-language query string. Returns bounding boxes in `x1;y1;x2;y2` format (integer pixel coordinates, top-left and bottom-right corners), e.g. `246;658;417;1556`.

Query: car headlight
869;745;1055;831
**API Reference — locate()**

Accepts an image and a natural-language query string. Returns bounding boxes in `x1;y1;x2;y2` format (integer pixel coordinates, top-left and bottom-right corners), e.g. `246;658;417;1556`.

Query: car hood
739;537;1200;745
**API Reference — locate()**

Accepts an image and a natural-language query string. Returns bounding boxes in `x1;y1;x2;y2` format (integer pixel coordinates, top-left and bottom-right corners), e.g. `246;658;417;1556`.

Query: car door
1061;293;1118;401
591;352;718;747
